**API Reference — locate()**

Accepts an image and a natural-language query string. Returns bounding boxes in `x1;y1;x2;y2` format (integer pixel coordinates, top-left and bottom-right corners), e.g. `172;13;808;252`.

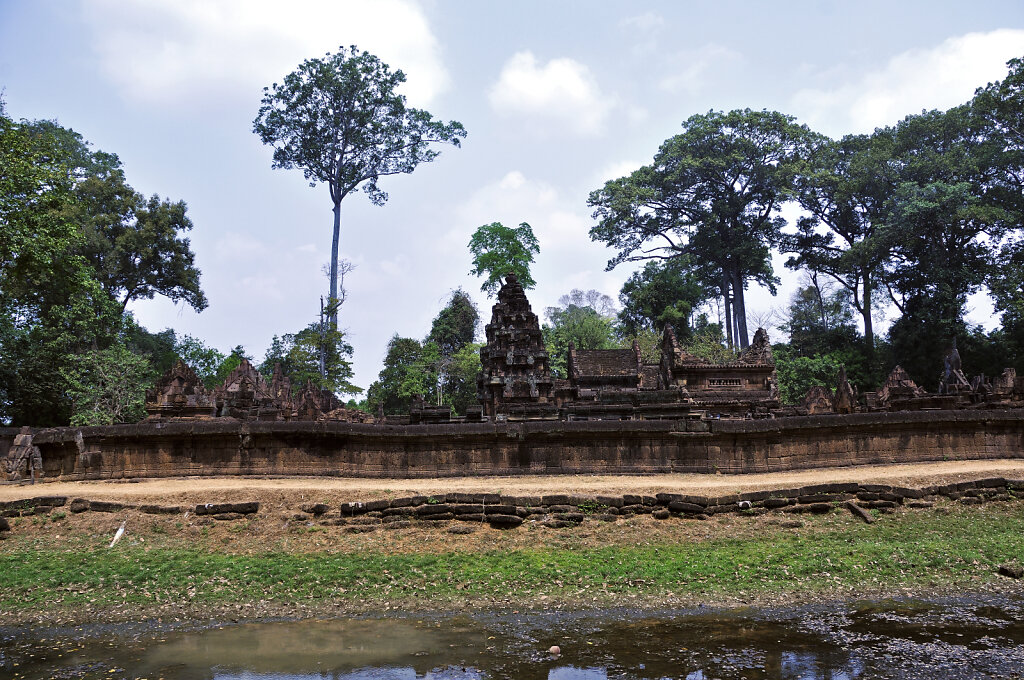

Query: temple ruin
145;358;373;424
142;274;1024;427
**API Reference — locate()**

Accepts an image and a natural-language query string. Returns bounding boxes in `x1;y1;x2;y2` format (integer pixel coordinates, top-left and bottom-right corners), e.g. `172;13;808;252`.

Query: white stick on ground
108;521;126;548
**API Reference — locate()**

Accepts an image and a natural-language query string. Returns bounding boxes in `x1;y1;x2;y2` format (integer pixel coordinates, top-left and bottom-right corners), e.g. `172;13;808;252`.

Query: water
3;597;1023;679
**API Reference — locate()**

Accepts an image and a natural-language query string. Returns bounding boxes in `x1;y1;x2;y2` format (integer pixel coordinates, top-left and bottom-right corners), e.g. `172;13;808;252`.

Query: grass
1;505;1021;619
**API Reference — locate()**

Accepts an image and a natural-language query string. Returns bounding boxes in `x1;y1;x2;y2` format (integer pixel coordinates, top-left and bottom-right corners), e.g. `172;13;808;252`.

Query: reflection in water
3;596;1024;680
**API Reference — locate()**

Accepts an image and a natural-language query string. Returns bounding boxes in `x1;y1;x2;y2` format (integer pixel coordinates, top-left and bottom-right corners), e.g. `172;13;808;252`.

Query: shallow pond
3;596;1023;679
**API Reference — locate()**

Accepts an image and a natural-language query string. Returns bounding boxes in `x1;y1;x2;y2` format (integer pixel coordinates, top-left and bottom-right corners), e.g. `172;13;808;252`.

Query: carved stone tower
477;273;554;418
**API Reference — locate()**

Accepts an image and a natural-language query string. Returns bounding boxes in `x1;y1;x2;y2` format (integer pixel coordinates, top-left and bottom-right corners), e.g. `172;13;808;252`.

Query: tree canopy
253;45;466;327
589;108;817;349
468;221;540;296
0;106;207;425
616;257;713;339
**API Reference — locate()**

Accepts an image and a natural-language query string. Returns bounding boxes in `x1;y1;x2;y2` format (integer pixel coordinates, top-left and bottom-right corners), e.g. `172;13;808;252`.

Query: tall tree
589;109;815;348
0;106;121;424
365;335;436;415
260;323;360;396
468;221;540;296
786;131;895;355
254;45;466;328
882;106;1010;384
426;289;479;406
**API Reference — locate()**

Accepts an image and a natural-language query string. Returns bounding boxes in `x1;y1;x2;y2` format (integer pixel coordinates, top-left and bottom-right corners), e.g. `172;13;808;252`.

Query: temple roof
572;348;639;378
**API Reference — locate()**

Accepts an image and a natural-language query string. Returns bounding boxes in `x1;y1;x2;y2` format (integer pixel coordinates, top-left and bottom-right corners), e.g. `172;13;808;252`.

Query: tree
882;107;1008;382
0;105;122;425
62;343;155;425
772;345;844;405
786;131;895;355
254;45;466;328
365;335;436;415
780;276;859;358
589;109;816;349
468;221;540;296
0;106;207;425
542;299;618;378
260;324;361;396
426;288;479;358
444;342;483;416
617;258;712;339
26;120;206;316
426;289;479;406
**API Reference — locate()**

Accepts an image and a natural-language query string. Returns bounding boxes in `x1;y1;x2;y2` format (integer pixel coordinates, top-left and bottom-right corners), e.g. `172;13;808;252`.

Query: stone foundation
2;409;1022;481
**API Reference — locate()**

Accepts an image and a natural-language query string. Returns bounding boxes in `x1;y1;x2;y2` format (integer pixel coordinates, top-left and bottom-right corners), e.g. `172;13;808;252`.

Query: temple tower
477;273;554;418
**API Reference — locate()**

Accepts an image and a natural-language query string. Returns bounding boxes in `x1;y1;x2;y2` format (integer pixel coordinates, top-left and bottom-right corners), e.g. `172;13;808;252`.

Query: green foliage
25;119;206;316
589;108;817;348
0;107;207;425
260;324;361;396
174;334;227;389
772;344;844;405
254;45;466;324
786;131;895;353
683;324;735;363
0;110;123;424
366;336;435;415
61;343;156;425
543;300;618;378
781;281;860;358
617;258;712;339
468;221;540;296
445;343;483;416
426;288;479;358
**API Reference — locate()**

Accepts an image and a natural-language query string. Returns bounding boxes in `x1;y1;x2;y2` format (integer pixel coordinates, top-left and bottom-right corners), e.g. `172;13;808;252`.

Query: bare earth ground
2;460;1023;626
3;459;1023;507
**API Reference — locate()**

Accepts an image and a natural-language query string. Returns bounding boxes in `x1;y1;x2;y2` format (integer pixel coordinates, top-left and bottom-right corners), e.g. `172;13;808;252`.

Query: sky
2;1;1023;394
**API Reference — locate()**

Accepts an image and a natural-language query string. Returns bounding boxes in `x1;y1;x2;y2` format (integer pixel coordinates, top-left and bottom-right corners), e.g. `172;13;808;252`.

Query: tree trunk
722;273;734;350
862;271;875;358
329;201;341;329
732;269;750;349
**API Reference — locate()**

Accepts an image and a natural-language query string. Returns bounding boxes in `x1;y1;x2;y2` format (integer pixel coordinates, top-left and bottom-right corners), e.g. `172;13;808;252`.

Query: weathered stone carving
145;359;216;420
4;427;42;482
802;385;835;415
833;366;856;414
477;273;555;419
145;358;372;423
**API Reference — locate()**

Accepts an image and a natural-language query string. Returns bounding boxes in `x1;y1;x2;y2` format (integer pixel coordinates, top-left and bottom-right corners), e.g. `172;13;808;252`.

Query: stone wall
7;410;1023;481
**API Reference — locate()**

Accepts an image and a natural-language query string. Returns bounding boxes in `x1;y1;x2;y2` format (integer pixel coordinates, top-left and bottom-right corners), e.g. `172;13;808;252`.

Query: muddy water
3;597;1023;679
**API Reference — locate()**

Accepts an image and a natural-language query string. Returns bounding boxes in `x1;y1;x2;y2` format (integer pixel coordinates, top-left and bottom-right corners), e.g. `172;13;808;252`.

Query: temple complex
143;274;1024;427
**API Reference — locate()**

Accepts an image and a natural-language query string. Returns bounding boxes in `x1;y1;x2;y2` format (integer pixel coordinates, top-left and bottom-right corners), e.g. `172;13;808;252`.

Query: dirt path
2;459;1021;505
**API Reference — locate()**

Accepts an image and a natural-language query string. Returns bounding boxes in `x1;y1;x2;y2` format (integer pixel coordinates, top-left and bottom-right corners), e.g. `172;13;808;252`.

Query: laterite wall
3;409;1021;480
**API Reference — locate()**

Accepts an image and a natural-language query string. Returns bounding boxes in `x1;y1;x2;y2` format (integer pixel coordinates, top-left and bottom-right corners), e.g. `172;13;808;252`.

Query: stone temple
142;273;1024;426
475;274;779;422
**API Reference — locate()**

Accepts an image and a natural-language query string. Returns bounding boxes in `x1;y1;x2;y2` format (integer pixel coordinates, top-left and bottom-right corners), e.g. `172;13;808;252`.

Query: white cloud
620;11;664;34
488;51;613;136
81;0;449;108
595;159;645;186
791;29;1024;137
658;44;744;95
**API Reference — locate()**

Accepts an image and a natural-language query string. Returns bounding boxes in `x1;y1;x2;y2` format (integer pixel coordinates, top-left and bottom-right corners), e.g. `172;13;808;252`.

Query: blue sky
2;1;1023;393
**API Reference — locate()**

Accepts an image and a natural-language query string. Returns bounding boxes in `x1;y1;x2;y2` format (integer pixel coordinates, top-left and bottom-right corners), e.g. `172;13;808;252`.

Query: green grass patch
1;507;1021;615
